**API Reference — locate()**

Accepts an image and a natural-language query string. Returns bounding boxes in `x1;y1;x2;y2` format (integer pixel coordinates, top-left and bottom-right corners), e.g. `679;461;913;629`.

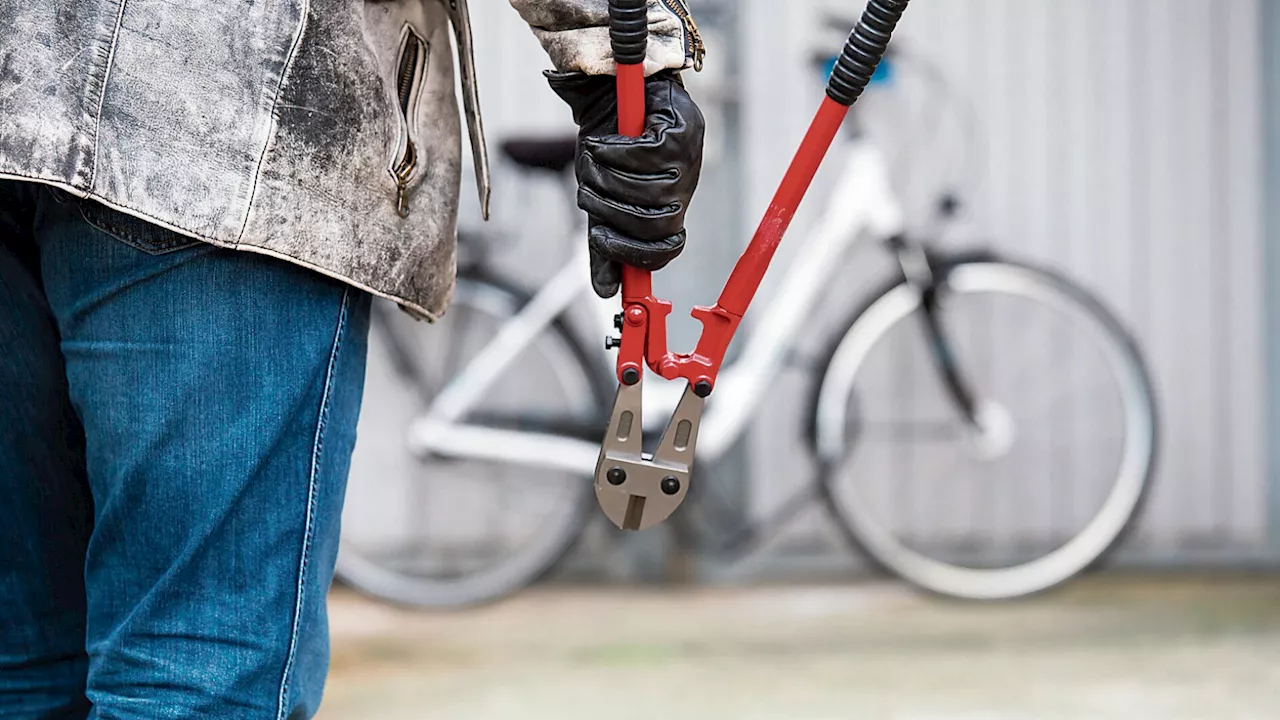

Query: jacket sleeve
508;0;703;76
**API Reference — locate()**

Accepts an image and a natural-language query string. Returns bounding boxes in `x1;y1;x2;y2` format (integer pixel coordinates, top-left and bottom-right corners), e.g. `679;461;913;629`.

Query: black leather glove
547;69;705;298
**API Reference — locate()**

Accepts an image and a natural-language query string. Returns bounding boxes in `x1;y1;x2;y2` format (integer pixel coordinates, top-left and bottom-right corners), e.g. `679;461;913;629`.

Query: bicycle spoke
338;278;597;608
375;303;441;402
858;419;966;442
438;303;476;389
455;412;601;441
1016;375;1118;423
820;261;1155;600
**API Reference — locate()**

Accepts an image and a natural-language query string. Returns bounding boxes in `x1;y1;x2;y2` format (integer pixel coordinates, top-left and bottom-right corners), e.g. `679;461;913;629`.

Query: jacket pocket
390;23;429;218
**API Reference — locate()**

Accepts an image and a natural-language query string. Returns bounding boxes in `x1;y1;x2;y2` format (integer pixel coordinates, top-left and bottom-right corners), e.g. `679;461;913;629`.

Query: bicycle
336;37;1158;608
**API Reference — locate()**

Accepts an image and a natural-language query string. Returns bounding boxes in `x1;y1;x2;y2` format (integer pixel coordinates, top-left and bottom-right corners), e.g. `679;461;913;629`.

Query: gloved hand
547;69;705;298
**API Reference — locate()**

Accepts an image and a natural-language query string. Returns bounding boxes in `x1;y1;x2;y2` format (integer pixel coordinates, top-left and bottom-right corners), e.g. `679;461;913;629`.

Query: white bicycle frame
407;134;906;477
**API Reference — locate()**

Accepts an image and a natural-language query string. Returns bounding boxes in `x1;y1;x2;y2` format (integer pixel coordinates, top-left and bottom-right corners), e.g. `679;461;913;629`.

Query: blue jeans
0;181;372;718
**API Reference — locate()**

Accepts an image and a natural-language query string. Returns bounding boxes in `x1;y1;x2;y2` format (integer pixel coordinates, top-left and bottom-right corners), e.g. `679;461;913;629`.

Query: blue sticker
821;55;894;86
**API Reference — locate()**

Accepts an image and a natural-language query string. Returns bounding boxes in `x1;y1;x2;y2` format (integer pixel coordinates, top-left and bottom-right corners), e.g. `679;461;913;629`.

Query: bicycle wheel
336;272;607;608
812;252;1157;600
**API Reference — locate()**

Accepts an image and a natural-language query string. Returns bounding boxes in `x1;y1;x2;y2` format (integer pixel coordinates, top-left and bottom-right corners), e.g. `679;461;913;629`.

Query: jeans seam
276;287;352;720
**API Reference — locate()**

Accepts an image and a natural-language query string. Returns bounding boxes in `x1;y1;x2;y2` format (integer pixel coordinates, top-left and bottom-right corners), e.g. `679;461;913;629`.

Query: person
0;0;705;717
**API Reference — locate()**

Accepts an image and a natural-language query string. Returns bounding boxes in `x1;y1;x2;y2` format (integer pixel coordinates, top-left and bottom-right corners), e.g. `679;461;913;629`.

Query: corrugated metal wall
355;0;1272;577
740;0;1270;572
1267;0;1280;554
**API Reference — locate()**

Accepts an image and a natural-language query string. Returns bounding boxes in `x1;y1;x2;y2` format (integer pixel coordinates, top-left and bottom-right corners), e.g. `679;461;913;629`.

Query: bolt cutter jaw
594;382;704;531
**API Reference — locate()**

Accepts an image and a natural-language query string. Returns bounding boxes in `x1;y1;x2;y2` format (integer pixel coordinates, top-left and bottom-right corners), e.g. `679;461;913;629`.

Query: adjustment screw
614;313;625;330
607;467;627;486
621;367;641;386
605;336;621;350
693;380;713;398
661;476;681;495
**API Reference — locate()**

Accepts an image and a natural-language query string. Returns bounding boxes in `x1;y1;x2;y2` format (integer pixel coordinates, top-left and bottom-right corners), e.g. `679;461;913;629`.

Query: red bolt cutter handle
609;0;911;395
607;0;653;388
610;0;648;139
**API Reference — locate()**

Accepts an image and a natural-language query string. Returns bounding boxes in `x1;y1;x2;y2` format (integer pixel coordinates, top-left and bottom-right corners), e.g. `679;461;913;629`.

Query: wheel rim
816;263;1155;599
336;281;596;608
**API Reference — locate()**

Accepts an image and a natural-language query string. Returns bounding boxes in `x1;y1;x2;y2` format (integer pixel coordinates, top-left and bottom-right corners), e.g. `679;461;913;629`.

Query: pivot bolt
621;367;641;386
661;476;681;495
693;380;713;398
607;467;627;486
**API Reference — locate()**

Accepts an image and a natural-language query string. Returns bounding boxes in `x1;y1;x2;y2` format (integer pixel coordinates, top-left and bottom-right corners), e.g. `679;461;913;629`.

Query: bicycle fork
595;0;913;531
885;234;985;431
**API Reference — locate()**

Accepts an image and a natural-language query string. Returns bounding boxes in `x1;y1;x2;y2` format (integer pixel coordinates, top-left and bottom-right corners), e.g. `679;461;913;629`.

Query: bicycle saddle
500;136;578;174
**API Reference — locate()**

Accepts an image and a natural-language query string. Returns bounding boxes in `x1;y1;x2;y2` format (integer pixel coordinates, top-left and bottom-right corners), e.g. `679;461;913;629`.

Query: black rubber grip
826;0;910;106
609;0;649;66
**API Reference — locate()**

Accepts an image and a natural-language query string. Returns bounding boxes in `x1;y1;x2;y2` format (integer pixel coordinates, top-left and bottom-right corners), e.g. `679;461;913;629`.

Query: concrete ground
319;575;1280;719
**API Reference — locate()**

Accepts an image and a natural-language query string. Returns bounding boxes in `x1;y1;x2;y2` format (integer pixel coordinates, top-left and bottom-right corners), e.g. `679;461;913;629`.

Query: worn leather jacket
0;0;703;320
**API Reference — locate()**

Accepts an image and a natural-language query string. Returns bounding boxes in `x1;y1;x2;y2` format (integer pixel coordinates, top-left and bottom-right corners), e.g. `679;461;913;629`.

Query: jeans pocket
73;198;204;255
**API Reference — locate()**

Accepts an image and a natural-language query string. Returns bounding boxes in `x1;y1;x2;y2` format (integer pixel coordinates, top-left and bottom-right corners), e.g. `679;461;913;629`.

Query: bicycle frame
407;131;906;476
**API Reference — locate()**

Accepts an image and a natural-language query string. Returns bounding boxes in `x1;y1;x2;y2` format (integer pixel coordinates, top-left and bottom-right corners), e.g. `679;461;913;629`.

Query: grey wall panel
743;0;1268;566
1265;0;1280;551
348;0;1271;580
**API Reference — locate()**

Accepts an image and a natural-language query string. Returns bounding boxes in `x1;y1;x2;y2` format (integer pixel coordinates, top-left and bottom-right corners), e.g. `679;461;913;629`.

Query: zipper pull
688;16;705;72
396;183;411;218
667;0;706;72
392;140;418;219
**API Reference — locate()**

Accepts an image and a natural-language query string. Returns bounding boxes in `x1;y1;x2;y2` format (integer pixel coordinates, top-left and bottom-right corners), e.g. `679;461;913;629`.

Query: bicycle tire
335;270;608;609
810;251;1158;600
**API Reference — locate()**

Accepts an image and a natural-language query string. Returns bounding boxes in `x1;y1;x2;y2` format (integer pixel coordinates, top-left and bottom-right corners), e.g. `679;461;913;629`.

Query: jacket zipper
659;0;706;71
392;28;427;218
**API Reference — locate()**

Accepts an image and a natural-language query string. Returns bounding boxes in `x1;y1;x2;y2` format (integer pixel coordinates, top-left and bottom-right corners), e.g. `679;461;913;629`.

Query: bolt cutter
596;0;912;531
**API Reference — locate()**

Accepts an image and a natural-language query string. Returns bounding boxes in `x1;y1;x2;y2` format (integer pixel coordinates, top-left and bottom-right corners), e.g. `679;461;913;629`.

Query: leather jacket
0;0;702;320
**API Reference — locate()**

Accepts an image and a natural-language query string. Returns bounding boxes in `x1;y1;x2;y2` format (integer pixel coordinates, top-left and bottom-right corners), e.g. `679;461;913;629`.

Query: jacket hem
0;171;443;323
